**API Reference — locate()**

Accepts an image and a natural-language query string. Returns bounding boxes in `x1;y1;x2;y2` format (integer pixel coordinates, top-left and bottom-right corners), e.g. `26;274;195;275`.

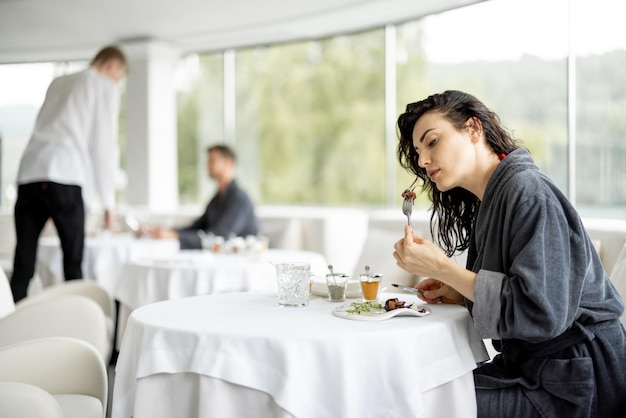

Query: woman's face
412;112;477;192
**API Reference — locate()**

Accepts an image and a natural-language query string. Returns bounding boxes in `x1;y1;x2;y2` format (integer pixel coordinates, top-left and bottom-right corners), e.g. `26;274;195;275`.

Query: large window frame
1;0;624;218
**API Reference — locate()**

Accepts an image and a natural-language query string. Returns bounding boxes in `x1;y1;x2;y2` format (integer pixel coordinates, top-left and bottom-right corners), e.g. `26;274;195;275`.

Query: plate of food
332;298;431;321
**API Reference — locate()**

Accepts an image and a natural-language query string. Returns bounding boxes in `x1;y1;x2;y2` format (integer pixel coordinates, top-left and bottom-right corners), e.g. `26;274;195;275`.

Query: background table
113;249;329;310
35;234;179;294
113;292;489;418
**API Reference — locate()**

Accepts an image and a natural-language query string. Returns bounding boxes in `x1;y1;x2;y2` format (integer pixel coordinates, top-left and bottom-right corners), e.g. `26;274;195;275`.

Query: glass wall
0;63;56;208
176;0;626;218
1;0;624;218
397;0;570;206
234;32;386;205
571;0;626;217
175;53;224;203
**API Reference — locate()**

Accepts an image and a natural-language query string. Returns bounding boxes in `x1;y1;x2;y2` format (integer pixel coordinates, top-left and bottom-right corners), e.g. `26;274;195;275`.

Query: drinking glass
326;273;349;302
359;273;382;302
275;262;311;307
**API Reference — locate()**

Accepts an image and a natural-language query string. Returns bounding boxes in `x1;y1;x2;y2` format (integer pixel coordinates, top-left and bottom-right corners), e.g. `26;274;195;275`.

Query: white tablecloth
35;234;179;294
113;249;329;310
113;292;489;418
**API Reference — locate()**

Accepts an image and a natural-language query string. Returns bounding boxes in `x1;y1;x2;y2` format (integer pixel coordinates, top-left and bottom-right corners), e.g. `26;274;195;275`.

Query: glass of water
275;262;311;307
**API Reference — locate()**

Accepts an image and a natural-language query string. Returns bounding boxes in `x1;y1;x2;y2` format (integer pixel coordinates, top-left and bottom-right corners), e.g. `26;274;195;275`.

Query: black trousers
10;182;85;302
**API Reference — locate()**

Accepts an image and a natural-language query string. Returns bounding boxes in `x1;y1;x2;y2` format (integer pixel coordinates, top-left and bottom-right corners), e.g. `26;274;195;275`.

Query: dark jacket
177;180;259;249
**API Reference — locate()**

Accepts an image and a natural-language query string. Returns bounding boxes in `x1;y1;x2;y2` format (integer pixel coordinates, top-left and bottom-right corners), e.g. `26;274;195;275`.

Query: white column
122;39;179;211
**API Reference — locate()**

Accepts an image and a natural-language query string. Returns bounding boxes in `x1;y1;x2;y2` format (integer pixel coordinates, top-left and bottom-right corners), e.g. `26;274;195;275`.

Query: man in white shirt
10;45;127;302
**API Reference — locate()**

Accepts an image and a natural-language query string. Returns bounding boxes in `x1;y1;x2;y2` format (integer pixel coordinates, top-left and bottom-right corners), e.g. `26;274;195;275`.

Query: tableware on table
310;280;361;298
332;301;431;321
325;272;350;302
359;272;382;302
391;283;423;294
309;272;314;294
198;231;214;251
275;262;311;307
125;215;141;232
401;188;416;230
327;264;337;283
254;235;270;253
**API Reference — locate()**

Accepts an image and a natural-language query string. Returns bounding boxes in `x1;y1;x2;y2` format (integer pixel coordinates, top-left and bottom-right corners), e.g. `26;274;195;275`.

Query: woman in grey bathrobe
393;90;626;417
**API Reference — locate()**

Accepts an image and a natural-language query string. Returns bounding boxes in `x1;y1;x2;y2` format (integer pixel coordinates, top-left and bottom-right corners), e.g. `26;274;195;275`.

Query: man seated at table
140;144;259;249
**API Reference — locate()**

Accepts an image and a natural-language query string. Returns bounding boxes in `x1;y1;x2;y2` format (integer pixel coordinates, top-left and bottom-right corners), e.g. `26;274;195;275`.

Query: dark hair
91;45;127;67
396;90;518;256
207;144;236;161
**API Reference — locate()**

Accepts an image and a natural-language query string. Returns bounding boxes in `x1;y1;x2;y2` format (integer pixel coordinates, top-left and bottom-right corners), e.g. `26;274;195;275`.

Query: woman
393;90;626;417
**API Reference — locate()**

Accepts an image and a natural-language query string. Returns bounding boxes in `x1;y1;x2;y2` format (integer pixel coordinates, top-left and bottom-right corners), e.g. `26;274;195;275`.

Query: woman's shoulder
494;149;562;200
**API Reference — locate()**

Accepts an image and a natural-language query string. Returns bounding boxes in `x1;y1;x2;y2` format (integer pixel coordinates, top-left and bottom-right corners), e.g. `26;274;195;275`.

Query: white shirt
17;67;120;209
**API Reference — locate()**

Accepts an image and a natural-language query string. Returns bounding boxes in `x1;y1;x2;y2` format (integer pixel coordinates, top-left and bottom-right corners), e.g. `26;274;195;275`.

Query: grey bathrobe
466;148;626;417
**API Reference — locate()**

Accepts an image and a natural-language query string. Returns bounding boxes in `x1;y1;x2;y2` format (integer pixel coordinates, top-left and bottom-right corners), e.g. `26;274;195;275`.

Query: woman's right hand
415;278;465;305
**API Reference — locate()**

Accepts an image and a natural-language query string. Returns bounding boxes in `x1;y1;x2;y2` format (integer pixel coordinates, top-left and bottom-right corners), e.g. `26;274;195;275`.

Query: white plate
332;301;431;321
310;280;362;299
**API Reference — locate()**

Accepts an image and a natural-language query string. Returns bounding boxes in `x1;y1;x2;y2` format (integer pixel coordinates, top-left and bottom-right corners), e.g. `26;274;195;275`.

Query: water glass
275;262;311;307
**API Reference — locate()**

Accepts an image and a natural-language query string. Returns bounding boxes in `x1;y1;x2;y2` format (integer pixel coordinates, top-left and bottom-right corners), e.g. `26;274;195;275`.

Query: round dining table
111;249;330;349
112;291;489;418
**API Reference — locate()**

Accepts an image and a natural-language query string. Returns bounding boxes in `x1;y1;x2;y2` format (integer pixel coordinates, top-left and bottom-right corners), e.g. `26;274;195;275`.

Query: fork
402;192;414;230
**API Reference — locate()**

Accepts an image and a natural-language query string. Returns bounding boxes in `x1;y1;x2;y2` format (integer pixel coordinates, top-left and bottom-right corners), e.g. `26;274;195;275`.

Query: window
235;33;387;205
572;0;626;216
397;0;569;206
175;53;224;204
0;63;61;207
187;0;620;217
2;0;623;219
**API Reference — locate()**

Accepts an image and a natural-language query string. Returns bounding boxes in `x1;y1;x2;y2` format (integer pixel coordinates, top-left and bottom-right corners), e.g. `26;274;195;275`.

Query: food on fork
401;188;416;200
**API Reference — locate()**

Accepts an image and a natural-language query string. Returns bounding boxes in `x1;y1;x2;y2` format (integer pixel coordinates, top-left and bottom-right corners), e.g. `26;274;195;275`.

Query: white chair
0;381;65;418
0;337;108;418
17;279;113;316
609;243;626;326
0;269;115;358
0;294;110;361
16;279;115;337
0;266;14;319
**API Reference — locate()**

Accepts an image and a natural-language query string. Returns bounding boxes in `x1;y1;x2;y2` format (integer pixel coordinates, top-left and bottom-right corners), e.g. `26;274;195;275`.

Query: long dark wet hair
397;90;518;256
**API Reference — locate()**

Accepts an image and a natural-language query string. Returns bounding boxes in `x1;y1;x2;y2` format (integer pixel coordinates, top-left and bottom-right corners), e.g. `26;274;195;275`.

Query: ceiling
0;0;484;64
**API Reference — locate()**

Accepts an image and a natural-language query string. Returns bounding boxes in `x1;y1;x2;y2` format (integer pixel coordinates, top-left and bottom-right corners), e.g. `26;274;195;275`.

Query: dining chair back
0;267;16;319
0;337;108;418
0;294;110;361
16;279;114;319
2;268;114;342
0;381;65;418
